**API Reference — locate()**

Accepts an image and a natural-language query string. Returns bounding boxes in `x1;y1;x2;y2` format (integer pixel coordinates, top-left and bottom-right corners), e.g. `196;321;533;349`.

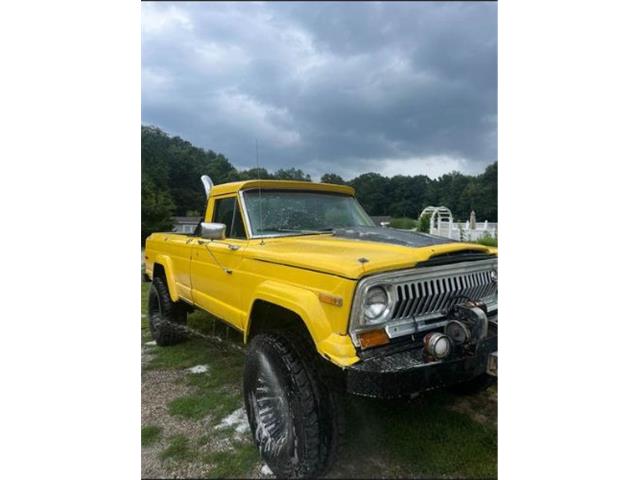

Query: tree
320;173;346;185
273;168;311;181
348;173;390;216
141;179;175;243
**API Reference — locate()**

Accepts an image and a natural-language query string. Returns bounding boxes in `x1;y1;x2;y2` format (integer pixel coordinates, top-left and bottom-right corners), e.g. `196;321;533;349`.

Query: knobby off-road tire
148;277;187;346
243;332;343;478
448;373;495;395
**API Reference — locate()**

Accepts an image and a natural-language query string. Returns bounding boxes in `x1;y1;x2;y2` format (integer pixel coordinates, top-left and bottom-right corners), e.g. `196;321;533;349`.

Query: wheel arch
151;255;180;302
245;280;359;367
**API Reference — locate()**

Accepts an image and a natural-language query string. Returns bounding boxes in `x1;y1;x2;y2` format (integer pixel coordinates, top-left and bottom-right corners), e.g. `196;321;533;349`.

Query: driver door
190;195;248;330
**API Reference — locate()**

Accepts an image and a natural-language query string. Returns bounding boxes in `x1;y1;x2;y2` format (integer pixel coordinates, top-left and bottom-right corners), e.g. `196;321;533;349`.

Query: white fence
430;220;497;242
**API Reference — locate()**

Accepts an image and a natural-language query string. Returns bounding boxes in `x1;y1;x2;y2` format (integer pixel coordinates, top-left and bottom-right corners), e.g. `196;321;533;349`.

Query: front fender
153;255;180;302
247;280;359;367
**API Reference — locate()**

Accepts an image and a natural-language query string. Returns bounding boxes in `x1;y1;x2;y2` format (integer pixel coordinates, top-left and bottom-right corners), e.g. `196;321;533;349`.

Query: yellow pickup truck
144;177;497;478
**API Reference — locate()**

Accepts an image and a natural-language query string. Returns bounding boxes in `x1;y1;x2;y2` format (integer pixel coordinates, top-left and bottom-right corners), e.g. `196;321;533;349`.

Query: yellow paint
144;180;497;367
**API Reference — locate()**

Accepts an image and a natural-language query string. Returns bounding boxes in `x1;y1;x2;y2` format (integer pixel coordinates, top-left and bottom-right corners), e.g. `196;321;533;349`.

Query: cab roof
209;179;355;197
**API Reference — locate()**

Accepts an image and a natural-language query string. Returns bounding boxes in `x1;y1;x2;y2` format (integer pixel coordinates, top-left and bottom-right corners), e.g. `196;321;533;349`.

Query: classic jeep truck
144;177;497;478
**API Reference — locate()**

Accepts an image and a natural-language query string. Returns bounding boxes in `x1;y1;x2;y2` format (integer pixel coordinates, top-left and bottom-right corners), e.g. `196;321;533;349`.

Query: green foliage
273;168;311;181
417;213;431;233
141;425;162;447
389;217;417;229
160;435;196;462
340;392;497;478
141;179;175;243
168;391;240;421
475;233;498;247
204;442;261;478
144;337;231;371
321;173;346;185
348;172;390;216
141;126;237;242
141;125;497;243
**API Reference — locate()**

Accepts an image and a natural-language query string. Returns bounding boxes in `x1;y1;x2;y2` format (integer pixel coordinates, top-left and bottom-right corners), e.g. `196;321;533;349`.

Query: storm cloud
142;2;496;180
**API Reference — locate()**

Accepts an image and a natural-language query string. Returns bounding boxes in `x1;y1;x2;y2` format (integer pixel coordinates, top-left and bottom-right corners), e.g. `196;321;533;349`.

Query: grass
204;442;261;478
160;435;196;462
141;425;162;447
165;344;244;422
168;390;240;421
145;337;225;370
337;391;497;478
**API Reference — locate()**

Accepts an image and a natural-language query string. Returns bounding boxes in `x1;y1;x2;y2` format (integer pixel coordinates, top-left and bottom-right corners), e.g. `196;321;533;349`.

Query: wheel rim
249;354;295;462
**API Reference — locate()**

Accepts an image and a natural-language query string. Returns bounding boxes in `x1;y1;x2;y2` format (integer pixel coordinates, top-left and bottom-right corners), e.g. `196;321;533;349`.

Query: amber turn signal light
358;329;390;349
318;292;343;307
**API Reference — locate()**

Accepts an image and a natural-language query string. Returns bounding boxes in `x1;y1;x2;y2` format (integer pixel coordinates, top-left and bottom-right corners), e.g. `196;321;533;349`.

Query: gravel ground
141;341;274;479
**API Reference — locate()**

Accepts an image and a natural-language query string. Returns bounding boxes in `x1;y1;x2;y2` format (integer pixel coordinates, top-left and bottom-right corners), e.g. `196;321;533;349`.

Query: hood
243;227;496;279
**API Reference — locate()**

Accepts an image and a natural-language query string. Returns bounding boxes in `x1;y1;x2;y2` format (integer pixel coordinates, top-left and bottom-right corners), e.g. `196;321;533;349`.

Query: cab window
212;197;247;239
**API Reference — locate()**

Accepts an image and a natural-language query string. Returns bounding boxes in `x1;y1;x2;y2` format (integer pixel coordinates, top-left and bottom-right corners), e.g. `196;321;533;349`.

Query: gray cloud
142;1;496;180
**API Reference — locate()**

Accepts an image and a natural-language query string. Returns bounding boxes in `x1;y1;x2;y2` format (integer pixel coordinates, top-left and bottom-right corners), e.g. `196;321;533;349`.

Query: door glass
213;197;246;239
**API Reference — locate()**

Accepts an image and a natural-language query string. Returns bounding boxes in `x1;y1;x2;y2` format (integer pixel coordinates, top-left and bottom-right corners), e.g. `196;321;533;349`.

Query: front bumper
344;333;497;399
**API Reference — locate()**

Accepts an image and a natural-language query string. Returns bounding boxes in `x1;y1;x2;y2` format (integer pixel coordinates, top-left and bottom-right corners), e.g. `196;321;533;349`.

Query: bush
389;217;417;230
475;233;498;247
417;214;430;233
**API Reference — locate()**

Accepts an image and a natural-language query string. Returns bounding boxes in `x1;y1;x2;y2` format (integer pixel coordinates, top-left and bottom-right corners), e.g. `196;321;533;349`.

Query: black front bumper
345;334;497;399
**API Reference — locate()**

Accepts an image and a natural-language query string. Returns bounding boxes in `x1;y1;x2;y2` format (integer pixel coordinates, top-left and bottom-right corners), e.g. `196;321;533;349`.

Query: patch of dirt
141;345;237;478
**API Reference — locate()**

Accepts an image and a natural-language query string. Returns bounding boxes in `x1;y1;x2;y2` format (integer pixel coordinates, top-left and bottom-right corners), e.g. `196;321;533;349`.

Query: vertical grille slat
405;283;418;318
411;283;422;317
398;284;410;318
422;280;436;315
414;282;429;317
469;273;480;298
388;266;496;321
433;278;447;313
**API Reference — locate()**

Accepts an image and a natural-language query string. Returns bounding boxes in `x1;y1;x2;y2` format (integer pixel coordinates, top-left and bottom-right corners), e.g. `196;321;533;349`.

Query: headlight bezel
349;282;397;346
362;285;393;323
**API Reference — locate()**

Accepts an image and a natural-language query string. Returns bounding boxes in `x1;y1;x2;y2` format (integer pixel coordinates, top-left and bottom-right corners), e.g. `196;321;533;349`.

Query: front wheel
147;277;187;346
243;333;339;478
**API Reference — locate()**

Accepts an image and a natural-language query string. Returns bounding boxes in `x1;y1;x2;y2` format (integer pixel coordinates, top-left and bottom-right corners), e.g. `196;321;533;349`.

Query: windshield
243;190;375;237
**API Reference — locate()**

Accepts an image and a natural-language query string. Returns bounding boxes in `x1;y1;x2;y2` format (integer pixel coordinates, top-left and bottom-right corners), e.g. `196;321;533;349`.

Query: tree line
142;125;497;241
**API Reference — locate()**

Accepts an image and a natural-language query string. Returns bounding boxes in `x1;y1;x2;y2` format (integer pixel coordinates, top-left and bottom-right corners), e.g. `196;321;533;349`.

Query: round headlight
363;286;389;322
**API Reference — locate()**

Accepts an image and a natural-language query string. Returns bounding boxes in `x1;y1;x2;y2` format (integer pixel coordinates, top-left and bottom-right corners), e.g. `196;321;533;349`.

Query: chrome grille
391;270;496;320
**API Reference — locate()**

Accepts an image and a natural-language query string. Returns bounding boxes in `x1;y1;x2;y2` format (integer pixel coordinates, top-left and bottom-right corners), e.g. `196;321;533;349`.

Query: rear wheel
243;332;341;478
147;277;187;346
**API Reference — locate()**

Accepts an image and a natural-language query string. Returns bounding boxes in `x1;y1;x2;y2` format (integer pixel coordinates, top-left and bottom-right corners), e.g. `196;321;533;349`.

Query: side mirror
200;222;226;240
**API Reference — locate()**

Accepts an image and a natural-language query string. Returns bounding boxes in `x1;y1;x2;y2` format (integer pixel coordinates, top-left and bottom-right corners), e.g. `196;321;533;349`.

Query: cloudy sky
142;2;496;180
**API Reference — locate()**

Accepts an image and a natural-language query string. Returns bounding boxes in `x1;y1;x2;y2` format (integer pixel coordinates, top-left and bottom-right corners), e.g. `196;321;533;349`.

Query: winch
422;301;490;361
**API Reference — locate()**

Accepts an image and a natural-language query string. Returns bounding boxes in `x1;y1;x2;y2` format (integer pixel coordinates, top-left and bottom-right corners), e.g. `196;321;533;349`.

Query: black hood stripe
332;226;455;248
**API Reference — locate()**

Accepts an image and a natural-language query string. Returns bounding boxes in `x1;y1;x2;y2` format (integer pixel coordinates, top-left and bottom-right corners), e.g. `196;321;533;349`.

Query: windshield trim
238;188;373;239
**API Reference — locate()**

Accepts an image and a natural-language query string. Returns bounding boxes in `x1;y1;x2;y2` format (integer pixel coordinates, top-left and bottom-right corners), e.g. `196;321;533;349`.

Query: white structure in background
419;206;497;241
420;206;454;238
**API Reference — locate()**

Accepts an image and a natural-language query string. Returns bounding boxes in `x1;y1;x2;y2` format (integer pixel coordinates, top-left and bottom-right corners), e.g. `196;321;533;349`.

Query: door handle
227;244;240;251
197;239;210;245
